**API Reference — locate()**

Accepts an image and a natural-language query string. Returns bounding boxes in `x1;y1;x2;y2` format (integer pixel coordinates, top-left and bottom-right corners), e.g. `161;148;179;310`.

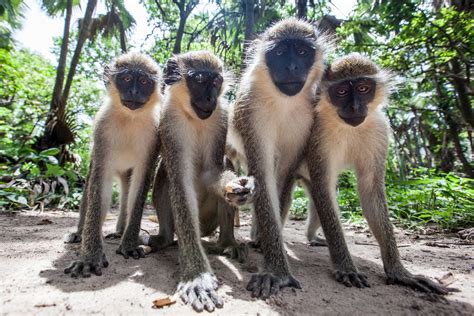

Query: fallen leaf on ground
152;296;176;308
34;303;56;308
436;272;456;286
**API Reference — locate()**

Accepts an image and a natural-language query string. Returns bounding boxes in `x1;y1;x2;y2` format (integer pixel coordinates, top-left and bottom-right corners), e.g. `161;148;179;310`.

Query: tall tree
172;0;199;54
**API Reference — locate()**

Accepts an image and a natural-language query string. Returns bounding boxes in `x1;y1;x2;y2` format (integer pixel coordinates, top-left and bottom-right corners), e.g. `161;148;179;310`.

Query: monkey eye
296;47;307;55
357;84;371;94
336;87;349;96
275;49;284;56
139;77;148;85
195;73;204;83
122;74;132;82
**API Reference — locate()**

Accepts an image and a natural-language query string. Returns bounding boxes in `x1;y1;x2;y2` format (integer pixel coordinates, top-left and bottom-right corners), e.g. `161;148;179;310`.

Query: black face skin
328;77;376;127
185;70;223;120
265;39;316;96
115;70;156;110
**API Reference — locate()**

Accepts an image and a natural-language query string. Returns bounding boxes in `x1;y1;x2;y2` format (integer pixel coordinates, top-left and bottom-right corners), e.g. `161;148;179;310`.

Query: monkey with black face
301;54;448;294
156;51;254;312
228;18;327;298
64;52;162;277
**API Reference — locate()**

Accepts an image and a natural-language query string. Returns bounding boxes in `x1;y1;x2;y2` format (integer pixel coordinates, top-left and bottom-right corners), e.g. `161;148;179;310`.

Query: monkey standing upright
64;52;162;277
156;51;255;312
302;53;447;294
228;18;328;298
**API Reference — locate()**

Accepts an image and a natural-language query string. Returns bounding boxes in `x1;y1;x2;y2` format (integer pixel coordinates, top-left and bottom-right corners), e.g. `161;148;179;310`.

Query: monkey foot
105;232;122;240
140;234;176;252
205;241;249;263
64;232;82;244
116;243;146;259
225;176;256;206
246;273;301;299
387;270;448;295
309;236;327;247
64;253;109;278
177;272;224;312
334;269;370;288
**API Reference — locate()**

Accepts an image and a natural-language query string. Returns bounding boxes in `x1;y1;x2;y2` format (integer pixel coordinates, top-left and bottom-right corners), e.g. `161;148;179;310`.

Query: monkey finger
208;291;224;308
116;248;129;259
101;254;109;268
287;275;302;289
92;264;102;276
187;290;203;312
64;261;77;274
197;290;214;312
349;273;363;288
416;276;448;295
82;264;91;278
260;275;272;299
132;250;140;259
246;274;259;291
70;262;84;278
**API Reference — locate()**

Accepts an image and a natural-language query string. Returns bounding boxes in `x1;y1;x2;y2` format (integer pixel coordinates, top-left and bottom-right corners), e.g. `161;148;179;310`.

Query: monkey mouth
338;115;366;127
275;82;305;96
192;102;215;120
122;100;145;110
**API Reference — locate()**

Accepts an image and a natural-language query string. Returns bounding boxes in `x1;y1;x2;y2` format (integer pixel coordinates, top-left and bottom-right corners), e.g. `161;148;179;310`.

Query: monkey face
265;39;316;96
185;70;223;120
328;78;376;127
115;70;156;110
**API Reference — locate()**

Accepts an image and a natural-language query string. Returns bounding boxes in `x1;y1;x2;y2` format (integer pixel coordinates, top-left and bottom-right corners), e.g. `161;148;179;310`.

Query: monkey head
104;52;160;111
163;51;226;120
250;18;327;97
323;54;390;127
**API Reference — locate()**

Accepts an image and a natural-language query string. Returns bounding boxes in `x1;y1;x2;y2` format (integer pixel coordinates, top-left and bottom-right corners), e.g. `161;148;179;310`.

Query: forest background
0;0;472;231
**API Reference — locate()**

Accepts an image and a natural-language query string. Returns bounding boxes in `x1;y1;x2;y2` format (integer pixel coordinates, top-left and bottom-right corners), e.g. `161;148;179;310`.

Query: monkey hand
224;176;256;206
386;268;448;295
64;253;109;278
246;272;301;299
177;272;224;312
334;268;370;288
64;232;82;244
116;242;146;260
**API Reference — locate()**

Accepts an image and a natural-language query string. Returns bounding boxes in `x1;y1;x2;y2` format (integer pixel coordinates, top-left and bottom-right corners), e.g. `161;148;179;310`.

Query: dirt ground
0;208;473;315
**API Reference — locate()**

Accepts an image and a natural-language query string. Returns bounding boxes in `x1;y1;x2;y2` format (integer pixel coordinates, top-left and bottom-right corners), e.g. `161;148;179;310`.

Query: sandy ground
0;208;473;315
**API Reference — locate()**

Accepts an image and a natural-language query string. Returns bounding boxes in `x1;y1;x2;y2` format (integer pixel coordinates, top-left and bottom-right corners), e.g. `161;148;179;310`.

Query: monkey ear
103;65;112;86
163;57;182;85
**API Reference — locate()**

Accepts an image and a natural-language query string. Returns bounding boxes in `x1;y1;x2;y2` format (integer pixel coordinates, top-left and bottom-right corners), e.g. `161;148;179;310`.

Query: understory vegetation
1;0;473;231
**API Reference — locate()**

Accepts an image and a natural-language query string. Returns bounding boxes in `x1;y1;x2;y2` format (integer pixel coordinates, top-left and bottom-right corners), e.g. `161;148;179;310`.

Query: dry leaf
36;219;54;225
436;272;456;286
153;296;176;308
148;215;159;223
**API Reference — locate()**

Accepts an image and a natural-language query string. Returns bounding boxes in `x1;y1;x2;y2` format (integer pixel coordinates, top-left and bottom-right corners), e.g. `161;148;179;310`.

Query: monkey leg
205;198;248;263
106;169;131;240
306;199;327;247
143;163;176;252
64;160;112;278
64;166;91;244
116;151;158;260
307;152;369;288
357;167;448;294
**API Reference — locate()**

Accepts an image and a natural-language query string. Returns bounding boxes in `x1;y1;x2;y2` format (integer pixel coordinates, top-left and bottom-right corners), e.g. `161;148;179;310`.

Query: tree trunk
49;0;72;120
448;58;473;130
240;0;254;73
296;0;307;19
60;0;98;112
173;10;186;54
37;0;97;150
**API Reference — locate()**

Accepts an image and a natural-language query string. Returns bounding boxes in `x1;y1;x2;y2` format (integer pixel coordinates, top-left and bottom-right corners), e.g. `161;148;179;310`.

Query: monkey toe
335;270;370;288
387;273;448;295
64;232;82;244
247;273;301;298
